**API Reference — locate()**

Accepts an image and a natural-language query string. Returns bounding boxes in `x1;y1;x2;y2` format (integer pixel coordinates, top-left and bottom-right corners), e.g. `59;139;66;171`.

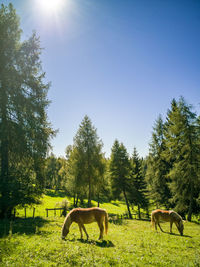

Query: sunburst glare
35;0;65;15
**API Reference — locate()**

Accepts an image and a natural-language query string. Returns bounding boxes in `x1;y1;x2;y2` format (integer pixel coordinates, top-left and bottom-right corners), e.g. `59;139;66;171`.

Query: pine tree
146;115;171;208
129;148;148;219
109;140;132;219
164;97;200;221
0;4;54;218
69;116;105;207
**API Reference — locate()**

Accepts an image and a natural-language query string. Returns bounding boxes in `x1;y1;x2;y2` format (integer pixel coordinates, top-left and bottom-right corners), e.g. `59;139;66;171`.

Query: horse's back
70;207;106;224
151;209;181;223
151;209;172;222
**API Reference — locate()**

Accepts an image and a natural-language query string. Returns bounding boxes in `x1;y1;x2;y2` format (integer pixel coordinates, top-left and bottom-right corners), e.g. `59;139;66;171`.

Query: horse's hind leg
97;221;104;240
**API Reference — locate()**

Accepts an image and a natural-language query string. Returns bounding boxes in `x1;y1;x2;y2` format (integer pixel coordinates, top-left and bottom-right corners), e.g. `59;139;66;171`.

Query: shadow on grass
135;218;151;222
160;230;192;238
0;217;49;238
66;238;115;247
80;239;115;248
192;220;200;225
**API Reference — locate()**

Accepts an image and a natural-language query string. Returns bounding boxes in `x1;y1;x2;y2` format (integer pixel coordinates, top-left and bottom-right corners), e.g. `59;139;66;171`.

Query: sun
36;0;65;15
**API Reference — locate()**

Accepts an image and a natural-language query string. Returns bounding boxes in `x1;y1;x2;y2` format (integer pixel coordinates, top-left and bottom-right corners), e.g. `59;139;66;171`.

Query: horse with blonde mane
61;207;108;240
151;209;184;236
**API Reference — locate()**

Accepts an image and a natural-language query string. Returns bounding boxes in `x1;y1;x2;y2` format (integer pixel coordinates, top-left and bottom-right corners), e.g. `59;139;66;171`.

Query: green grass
0;193;200;266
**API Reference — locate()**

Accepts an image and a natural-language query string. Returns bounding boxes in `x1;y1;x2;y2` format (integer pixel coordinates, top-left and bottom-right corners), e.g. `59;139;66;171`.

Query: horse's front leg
81;224;89;240
158;222;164;232
170;221;173;234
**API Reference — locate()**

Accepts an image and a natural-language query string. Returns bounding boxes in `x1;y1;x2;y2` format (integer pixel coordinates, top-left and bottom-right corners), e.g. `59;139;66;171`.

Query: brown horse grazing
61;207;108;240
151;209;184;236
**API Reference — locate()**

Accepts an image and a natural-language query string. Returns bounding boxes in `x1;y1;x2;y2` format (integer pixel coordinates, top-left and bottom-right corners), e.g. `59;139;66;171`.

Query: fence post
46;209;48;217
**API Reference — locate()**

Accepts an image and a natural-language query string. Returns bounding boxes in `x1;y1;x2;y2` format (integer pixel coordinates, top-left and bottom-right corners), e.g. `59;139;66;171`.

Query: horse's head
178;220;184;236
61;215;71;239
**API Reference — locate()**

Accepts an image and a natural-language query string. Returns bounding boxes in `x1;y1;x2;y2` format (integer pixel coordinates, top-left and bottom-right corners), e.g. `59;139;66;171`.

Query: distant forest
0;4;200;221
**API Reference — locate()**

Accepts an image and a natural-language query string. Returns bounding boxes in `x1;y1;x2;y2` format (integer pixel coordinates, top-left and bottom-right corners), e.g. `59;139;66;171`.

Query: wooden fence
45;208;66;217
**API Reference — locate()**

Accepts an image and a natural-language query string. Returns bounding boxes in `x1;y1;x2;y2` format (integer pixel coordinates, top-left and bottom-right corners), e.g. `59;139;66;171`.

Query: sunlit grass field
0;192;200;266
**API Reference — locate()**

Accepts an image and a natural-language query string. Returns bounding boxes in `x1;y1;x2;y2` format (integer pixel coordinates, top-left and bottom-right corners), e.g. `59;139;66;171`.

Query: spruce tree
109;140;132;219
146;115;171;208
129;148;148;219
164;97;200;221
69;116;105;207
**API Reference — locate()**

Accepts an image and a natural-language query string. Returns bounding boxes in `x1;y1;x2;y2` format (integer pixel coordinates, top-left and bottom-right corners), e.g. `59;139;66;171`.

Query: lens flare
36;0;65;15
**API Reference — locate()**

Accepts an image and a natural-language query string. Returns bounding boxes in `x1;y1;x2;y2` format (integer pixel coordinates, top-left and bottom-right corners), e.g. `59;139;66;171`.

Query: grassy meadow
0;192;200;266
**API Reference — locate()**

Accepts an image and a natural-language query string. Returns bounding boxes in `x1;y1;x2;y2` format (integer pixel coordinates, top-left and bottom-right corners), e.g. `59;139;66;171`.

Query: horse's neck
66;215;72;228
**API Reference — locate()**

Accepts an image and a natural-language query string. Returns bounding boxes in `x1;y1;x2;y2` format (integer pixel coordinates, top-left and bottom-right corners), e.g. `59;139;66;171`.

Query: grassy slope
0;193;200;266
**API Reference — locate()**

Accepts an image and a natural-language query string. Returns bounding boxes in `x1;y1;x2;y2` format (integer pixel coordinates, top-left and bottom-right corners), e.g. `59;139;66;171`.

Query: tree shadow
0;217;49;237
191;220;200;225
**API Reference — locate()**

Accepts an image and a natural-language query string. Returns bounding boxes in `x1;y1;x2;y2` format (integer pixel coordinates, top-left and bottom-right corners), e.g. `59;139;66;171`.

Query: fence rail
45;208;65;217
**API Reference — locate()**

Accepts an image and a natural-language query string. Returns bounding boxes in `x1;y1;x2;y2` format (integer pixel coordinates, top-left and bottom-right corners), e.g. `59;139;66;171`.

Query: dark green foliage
109;140;132;219
146;115;171;208
0;4;54;218
164;97;200;220
44;154;67;190
129;148;149;218
66;116;105;207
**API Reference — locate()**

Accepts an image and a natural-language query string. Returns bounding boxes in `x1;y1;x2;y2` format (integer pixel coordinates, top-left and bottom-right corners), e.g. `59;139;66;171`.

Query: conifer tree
0;4;54;218
129;148;148;218
68;116;105;207
164;97;200;221
146;115;171;208
109;140;132;219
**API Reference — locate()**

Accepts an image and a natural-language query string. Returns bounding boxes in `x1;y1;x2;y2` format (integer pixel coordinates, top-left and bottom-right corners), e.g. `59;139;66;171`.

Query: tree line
44;99;200;222
0;4;200;221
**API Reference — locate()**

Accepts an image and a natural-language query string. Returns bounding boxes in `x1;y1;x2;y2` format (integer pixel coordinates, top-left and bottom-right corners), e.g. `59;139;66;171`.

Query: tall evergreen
0;4;54;218
146;115;171;208
164;97;200;221
129;148;148;218
109;140;132;219
69;116;105;207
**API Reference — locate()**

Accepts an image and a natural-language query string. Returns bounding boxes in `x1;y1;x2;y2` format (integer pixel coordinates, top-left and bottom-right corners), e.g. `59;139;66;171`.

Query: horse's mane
172;210;183;222
64;209;73;226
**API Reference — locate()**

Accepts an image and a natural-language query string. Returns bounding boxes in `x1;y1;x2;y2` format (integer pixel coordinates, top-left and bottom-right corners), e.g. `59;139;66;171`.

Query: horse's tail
104;211;108;235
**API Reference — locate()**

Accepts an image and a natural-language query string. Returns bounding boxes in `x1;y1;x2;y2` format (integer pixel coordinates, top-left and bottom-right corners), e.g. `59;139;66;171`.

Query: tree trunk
75;195;79;207
97;193;100;207
0;95;9;219
87;176;92;207
123;190;132;219
138;204;141;219
187;185;194;222
73;194;76;207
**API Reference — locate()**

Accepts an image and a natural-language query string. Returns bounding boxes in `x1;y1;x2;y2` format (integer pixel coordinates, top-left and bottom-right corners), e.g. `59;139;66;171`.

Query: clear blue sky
3;0;200;158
